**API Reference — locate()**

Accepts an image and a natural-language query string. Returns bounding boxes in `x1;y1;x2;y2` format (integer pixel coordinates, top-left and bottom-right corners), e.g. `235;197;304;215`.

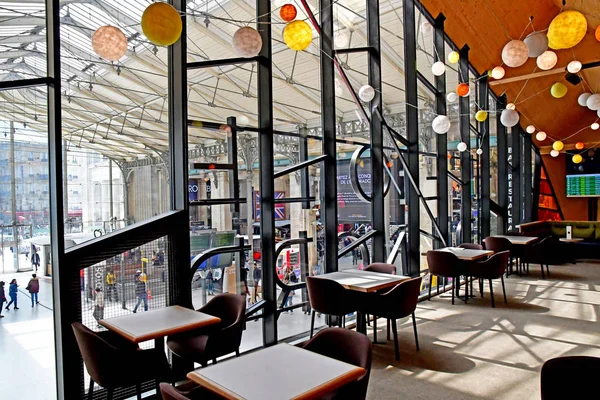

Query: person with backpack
5;279;19;310
132;271;148;313
0;281;6;318
26;274;40;307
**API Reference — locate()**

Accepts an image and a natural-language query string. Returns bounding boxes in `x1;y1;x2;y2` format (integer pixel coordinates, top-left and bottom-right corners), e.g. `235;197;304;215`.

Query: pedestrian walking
106;270;116;302
132;270;148;313
5;279;19;310
205;268;214;295
0;281;6;318
31;246;40;272
92;288;104;328
252;261;262;304
26;274;40;307
241;260;250;302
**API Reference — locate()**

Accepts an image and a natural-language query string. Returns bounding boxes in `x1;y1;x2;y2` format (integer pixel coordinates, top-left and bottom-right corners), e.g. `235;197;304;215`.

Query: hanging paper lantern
550;149;560;157
448;51;460;64
386;161;394;168
553;141;564;151
587;94;600;110
524;31;548;58
431;61;446;76
334;27;349;48
500;109;519;127
457;142;468;152
592;122;600;130
501;40;529;68
232;27;263;57
334;78;343;96
446;92;458;103
141;2;182;46
91;26;127;61
491;66;505;80
536;51;557;70
550;82;567;98
547;11;587;50
575;142;584;150
536;131;547;141
456;83;470;97
421;21;434;35
359;160;365;168
475;110;488;122
358;85;375;102
597;110;600;119
283;20;313;51
506;103;516;110
280;4;297;22
237;115;249;127
476;148;483;155
447;153;452;160
391;151;399;159
432;115;451;134
526;125;535;134
567;60;582;73
578;93;592;107
596;26;600;42
573;154;583;164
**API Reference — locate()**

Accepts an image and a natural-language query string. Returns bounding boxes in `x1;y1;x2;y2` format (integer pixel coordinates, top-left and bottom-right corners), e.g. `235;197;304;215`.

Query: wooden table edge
291;366;366;400
187;371;244;400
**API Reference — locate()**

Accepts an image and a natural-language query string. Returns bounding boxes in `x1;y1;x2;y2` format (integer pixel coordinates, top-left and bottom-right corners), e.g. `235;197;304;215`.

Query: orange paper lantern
575;142;584;150
596;25;600;42
456;83;470;97
280;4;297;22
447;153;452;159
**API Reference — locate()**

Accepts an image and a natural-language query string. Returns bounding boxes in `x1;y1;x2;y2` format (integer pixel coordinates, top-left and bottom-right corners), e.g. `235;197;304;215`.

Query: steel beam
479;76;490;239
523;133;532;223
511;125;521;230
434;14;448;247
458;45;471;244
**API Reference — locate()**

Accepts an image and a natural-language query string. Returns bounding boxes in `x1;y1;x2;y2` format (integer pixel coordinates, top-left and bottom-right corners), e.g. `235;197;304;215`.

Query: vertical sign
507;141;513;231
206;179;211;228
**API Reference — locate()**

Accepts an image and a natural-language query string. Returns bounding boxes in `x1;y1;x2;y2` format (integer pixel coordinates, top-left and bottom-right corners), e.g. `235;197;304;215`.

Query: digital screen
566;149;600;197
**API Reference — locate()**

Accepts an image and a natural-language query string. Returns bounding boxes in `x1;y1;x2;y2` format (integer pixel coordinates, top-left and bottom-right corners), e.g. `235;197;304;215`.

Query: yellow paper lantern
547;11;587;50
283;20;313;51
475;110;488;122
550;82;567;98
448;51;460;64
572;154;583;164
141;2;182;46
553;141;564;151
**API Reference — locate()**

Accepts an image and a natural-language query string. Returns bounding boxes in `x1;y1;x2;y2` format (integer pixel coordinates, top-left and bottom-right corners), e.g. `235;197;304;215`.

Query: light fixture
446;92;458;103
575;142;584;150
536;131;547;141
500;109;519;127
501;40;529;68
550;149;560;157
553;141;564;151
448;51;460;64
421;21;434;35
432;61;446;76
334;25;350;48
232;27;263;57
457;142;468;152
358;85;376;102
567;60;582;73
476;148;483;155
592;122;600;130
547;10;587;50
432;115;451;134
92;26;127;61
141;2;182;46
587;94;600;110
536;51;557;70
578;93;592;107
550;82;568;98
391;151;399;159
572;154;583;164
506;103;516;110
491;66;505;79
526;125;535;134
284;20;313;51
475;110;488;122
524;31;548;58
456;83;470;97
237;115;249;127
280;4;297;22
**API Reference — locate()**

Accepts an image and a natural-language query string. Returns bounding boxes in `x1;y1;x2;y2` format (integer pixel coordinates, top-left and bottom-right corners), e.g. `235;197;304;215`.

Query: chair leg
479;278;484;298
236;348;240;357
342;315;345;328
136;383;142;400
428;275;433;300
391;319;400;361
367;314;370;326
310;310;315;338
540;264;545;279
373;316;377;343
412;313;420;351
87;379;94;400
107;388;114;400
451;278;455;305
501;276;507;304
212;358;217;364
488;279;495;308
546;264;550;277
470;278;474;298
387;319;391;341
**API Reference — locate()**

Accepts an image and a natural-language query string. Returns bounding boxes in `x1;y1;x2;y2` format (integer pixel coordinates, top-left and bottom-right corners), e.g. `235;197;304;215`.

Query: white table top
437;247;494;261
559;237;584;242
315;269;410;292
99;305;221;343
187;343;365;400
493;235;538;245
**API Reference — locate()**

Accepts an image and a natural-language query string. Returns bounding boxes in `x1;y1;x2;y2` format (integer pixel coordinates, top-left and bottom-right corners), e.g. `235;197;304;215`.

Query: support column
497;95;508;232
523;134;532;222
9;121;19;271
458;45;471;244
479;77;490;239
510;126;521;231
434;14;448;246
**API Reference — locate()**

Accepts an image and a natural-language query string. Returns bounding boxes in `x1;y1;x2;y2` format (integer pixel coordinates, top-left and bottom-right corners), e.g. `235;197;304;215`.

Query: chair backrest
160;383;191;400
71;322;119;388
302;327;372;400
483;237;512;254
541;356;600;400
199;292;246;330
458;243;483;250
306;276;357;316
469;250;510;279
426;250;462;277
379;276;423;318
364;263;396;275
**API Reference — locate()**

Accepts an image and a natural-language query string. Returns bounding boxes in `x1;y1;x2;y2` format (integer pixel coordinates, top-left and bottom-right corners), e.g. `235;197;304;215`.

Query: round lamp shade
550;82;568;98
491;66;505;79
283;20;313;51
576;142;584;150
526;125;536;134
501;40;529;68
421;21;434;35
506;103;516;110
141;2;182;46
475;110;488;122
432;115;451;134
573;154;583;164
280;4;297;22
536;131;547;141
457;142;468;152
456;83;470;97
578;93;592;107
334;28;349;48
592;122;600;130
596;25;600;42
232;27;263;57
523;31;548;58
431;61;446;76
500;109;519;127
358;85;376;102
550;149;560;157
391;151;399;159
92;26;127;61
553;141;564;151
386;161;393;168
536;51;557;70
567;60;582;73
446;92;458;103
448;51;460;64
547;11;587;50
587;94;600;110
237;115;249;127
476;148;483;155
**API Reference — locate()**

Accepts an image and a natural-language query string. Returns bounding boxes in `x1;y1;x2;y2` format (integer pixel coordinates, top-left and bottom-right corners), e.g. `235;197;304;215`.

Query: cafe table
314;269;410;293
493;235;538;245
99;305;221;350
436;247;494;261
187;343;365;400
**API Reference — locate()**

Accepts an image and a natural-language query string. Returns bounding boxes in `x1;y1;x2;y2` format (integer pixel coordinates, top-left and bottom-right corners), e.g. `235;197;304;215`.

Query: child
0;281;6;318
5;279;19;310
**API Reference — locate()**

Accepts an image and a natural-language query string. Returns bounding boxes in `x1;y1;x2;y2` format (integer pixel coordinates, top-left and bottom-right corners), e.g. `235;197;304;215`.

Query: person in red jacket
26;274;40;307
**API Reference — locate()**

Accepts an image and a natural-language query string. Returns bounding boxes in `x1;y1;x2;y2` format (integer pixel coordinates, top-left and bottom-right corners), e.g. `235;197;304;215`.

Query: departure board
566;174;600;197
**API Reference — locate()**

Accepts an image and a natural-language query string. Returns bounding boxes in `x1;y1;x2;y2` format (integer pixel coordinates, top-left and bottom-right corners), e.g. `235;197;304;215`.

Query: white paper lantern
578;93;592;107
457;142;468;152
334;27;349;48
432;115;451;134
446;92;458;103
491;66;505;80
536;51;557;70
335;78;343;97
92;26;128;61
421;21;434;35
500;109;519;127
232;27;263;57
536;131;547;141
586;94;600;110
597;109;600;118
550;149;560;157
502;40;529;68
506;103;516;110
358;85;375;102
567;60;582;73
476;148;483;155
431;61;446;76
592;122;600;130
237;115;249;127
524;31;548;58
526;125;535;134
